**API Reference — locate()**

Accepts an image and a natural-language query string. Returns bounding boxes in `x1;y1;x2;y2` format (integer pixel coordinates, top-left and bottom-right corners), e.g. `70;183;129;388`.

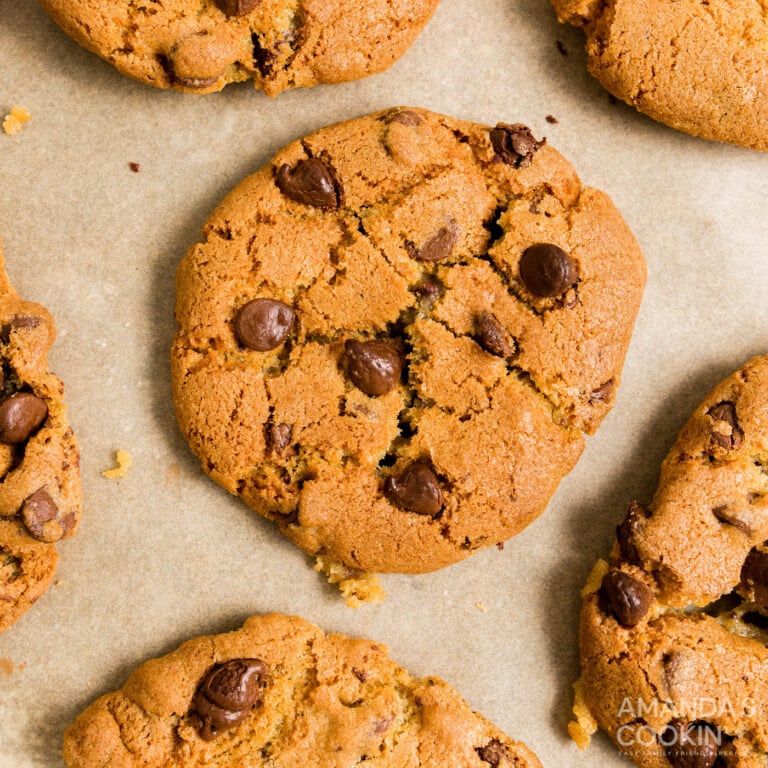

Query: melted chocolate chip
387;109;422;126
194;659;267;741
20;488;72;543
384;461;443;516
275;158;340;209
741;549;768;611
476;739;510;767
707;401;743;450
215;0;258;15
590;380;615;403
616;501;650;564
269;423;292;456
344;339;402;396
489;123;545;169
519;243;578;297
0;393;48;444
412;222;459;262
475;312;515;357
662;720;720;768
234;299;295;351
600;569;653;627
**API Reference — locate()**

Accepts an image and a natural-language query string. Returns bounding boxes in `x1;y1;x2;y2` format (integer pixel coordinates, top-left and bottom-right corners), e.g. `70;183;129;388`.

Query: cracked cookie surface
0;242;82;633
551;0;768;150
36;0;440;95
63;612;543;768
574;355;768;767
171;107;645;576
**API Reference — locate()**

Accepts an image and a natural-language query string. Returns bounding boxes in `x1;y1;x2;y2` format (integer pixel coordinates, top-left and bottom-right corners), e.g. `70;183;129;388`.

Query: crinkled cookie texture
574;355;768;767
551;0;768;150
36;0;440;95
0;243;81;634
63;613;543;768
171;107;645;576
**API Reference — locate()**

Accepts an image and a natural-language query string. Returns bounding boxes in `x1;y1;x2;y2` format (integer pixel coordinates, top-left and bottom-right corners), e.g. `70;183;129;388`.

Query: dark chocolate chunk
216;0;258;16
20;488;72;543
489;123;545;169
344;339;402;397
384;461;443;516
234;299;295;351
741;549;768;611
269;423;292;456
194;659;267;741
600;569;653;627
616;501;650;564
707;401;743;450
0;392;48;444
662;720;720;768
475;312;515;357
413;222;459;262
519;243;578;297
476;739;511;767
276;158;340;209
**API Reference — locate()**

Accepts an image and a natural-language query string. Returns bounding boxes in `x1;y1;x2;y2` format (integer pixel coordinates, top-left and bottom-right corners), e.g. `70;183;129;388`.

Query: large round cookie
0;242;82;633
573;355;768;767
551;0;768;150
171;107;646;576
63;612;543;768
37;0;440;95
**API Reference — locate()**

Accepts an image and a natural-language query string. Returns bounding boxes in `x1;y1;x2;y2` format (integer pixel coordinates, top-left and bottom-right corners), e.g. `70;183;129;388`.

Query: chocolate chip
712;503;752;535
475;312;515;357
590;380;615;403
0;315;41;344
600;569;653;627
616;501;650;564
20;488;72;543
476;739;510;767
662;720;720;768
413;279;441;301
344;339;402;396
194;659;267;741
215;0;258;16
234;299;295;351
0;393;48;444
268;423;292;456
741;549;768;611
708;401;743;450
519;243;578;297
384;461;443;516
412;222;459;262
382;108;423;126
275;158;340;209
489;123;545;169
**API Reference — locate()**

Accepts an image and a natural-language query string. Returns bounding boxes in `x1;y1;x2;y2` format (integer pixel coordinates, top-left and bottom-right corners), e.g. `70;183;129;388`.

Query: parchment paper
2;0;768;765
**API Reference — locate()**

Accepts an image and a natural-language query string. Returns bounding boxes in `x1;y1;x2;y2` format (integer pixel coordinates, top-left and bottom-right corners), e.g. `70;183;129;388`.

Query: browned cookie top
0;242;82;633
552;0;768;150
63;613;543;768
575;355;768;767
37;0;440;95
171;107;645;576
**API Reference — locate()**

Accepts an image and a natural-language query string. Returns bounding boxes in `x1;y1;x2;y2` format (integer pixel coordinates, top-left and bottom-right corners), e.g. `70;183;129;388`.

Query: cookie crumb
546;115;559;124
0;658;13;676
128;162;140;173
2;106;31;136
556;40;568;56
568;677;598;748
102;449;133;479
315;557;386;608
164;461;182;485
475;601;488;612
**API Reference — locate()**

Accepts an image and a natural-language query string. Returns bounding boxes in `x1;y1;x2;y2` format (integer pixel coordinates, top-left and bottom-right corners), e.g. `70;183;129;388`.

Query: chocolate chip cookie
551;0;768;150
37;0;440;95
171;107;645;578
573;355;768;766
63;613;542;768
0;242;81;633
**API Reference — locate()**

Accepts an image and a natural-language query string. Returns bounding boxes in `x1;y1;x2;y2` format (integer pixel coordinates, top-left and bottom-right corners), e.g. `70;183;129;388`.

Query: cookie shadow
541;354;755;741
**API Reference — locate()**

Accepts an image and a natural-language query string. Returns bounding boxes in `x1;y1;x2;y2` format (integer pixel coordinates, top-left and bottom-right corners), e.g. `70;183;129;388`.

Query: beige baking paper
1;0;768;766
